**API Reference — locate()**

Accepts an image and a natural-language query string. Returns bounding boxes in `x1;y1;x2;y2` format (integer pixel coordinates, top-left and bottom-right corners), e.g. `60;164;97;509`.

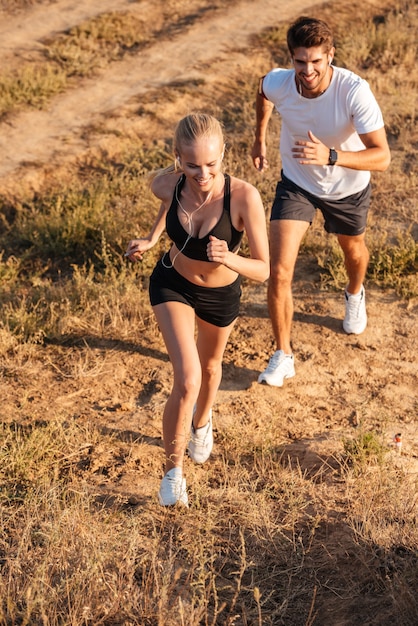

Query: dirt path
0;0;327;190
0;0;137;57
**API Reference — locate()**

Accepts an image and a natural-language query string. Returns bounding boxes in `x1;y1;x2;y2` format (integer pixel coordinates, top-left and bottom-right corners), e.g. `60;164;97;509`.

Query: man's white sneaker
158;467;188;507
343;285;367;334
187;409;213;464
258;350;295;387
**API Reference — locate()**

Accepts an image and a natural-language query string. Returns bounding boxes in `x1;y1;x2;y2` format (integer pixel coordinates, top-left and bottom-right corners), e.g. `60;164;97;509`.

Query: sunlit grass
0;64;68;118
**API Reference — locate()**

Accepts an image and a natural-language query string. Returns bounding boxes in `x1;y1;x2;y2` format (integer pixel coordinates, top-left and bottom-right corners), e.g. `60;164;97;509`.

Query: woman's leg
193;317;236;429
152;301;200;474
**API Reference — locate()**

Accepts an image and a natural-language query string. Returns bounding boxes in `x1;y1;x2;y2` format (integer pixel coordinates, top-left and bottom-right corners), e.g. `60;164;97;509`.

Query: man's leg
337;233;369;294
268;219;310;353
337;233;369;334
259;219;309;386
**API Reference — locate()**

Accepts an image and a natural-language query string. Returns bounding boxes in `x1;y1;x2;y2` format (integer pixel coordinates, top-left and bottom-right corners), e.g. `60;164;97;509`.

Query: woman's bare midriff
167;245;239;287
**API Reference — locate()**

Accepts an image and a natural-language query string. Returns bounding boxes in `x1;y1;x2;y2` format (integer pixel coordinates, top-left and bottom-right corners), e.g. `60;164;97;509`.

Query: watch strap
329;148;338;166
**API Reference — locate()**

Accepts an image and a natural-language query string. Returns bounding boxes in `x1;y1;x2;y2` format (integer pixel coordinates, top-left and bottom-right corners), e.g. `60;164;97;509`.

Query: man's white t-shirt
262;66;385;200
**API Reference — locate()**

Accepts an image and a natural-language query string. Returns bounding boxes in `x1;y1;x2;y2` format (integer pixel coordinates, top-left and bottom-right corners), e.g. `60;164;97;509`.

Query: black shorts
149;255;242;328
270;172;371;236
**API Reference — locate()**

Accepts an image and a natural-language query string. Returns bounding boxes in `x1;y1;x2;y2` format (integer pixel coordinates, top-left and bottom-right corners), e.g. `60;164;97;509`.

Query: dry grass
0;0;417;624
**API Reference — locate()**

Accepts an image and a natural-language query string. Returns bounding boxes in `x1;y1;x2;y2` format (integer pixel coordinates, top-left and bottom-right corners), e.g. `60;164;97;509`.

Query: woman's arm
125;174;174;261
207;181;269;282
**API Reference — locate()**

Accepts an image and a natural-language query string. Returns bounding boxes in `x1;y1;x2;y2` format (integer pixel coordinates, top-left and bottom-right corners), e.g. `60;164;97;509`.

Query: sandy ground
0;0;417;620
1;0;416;505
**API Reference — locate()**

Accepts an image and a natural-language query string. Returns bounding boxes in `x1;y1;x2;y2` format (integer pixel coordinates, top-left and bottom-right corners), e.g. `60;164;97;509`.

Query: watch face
329;149;337;165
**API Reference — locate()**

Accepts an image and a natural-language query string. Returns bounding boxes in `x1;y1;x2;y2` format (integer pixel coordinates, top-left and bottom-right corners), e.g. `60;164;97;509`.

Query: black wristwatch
329;148;338;166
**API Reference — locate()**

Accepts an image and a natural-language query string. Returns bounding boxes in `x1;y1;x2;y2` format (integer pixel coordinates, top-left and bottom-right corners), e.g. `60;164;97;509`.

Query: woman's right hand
124;238;153;261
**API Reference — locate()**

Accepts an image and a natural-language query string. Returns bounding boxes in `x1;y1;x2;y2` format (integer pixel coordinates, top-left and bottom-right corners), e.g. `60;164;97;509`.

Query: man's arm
251;79;275;171
336;127;391;171
293;127;391;172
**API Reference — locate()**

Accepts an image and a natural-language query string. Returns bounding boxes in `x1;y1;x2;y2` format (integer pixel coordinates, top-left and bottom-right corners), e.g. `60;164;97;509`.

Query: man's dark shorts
149;254;242;328
270;172;371;236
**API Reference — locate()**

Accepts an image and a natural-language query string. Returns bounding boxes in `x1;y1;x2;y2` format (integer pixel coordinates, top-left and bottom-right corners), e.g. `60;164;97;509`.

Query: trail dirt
0;0;329;189
0;0;417;622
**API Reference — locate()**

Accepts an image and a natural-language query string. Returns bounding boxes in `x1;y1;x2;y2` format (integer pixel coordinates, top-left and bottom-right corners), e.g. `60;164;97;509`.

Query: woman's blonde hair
174;112;224;153
152;113;225;179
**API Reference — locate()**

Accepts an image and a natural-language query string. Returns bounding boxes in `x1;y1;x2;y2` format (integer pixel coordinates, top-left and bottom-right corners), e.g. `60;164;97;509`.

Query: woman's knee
201;359;222;382
172;371;202;400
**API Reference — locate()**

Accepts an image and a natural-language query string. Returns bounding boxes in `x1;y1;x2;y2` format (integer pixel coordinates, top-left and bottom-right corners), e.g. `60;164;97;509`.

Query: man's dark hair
287;17;334;55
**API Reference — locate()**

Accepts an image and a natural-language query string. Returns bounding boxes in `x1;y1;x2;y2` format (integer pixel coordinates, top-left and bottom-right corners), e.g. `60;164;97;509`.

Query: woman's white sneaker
343;285;367;334
258;350;295;387
187;409;213;464
158;467;188;507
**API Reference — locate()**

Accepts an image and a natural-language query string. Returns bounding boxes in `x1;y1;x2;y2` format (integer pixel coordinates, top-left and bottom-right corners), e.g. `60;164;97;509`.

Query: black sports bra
166;173;243;262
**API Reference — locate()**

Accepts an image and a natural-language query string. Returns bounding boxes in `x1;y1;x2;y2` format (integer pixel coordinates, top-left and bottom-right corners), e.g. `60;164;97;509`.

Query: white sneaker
158;468;188;507
343;285;367;334
187;409;213;464
258;350;295;387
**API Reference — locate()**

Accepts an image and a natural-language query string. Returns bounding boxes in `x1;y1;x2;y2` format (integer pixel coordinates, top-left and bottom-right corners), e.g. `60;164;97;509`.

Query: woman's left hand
207;235;230;264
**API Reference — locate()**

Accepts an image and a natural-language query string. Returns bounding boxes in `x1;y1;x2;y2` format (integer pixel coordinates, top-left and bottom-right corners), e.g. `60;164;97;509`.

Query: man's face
292;45;334;95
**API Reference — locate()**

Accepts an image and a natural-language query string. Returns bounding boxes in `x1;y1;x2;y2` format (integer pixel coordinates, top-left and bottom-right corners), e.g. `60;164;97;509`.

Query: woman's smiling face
177;136;224;190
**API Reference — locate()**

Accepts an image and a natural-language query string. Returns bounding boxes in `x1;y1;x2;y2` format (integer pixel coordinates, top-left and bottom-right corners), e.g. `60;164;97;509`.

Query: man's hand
291;130;330;165
251;139;269;171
